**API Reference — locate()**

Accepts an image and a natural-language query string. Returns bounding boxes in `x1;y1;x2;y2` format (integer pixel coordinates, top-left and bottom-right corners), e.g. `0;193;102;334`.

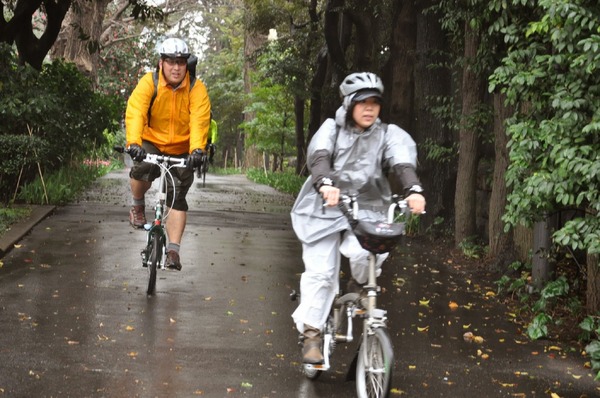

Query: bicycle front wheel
355;327;394;398
147;232;163;296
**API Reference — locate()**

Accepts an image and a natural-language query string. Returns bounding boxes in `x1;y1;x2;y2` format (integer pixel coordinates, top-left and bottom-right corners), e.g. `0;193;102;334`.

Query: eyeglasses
163;58;187;67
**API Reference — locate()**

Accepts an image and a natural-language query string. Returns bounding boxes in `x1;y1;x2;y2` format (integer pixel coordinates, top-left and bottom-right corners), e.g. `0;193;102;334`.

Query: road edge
0;205;56;258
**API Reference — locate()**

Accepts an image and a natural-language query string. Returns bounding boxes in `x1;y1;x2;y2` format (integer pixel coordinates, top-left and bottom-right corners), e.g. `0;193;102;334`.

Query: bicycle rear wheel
355;327;394;398
147;232;163;296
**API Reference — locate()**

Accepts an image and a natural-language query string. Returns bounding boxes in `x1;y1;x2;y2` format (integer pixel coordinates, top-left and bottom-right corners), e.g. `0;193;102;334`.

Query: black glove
188;149;204;169
127;144;146;162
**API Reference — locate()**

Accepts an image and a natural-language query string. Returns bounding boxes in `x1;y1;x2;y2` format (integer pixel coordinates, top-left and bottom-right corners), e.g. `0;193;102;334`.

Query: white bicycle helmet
339;72;384;98
158;38;190;59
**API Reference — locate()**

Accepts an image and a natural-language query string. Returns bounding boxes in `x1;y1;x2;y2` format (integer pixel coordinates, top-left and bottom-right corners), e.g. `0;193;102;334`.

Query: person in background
207;115;218;164
290;72;426;364
125;37;211;271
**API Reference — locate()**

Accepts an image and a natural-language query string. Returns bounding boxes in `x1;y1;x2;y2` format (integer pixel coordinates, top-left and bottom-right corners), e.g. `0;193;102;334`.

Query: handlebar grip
113;145;126;153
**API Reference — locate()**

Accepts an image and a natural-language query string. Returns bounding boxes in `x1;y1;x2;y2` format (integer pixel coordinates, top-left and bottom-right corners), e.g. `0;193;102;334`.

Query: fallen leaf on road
125;325;135;331
448;301;458;310
417;326;429;332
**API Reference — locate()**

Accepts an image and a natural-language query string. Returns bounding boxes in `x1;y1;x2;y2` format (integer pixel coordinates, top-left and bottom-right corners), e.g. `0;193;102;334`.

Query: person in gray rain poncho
291;72;426;364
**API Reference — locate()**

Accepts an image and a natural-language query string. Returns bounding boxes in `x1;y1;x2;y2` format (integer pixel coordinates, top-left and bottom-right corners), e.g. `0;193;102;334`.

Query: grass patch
246;168;305;196
18;160;118;205
0;206;32;237
210;166;244;175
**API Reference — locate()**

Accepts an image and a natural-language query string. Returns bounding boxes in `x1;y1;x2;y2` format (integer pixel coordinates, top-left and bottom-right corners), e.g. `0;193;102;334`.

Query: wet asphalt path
0;167;597;397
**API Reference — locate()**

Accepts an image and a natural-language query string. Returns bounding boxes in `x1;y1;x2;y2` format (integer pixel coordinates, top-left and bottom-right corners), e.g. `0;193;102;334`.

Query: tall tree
50;0;111;81
0;0;72;69
491;0;600;311
454;20;484;245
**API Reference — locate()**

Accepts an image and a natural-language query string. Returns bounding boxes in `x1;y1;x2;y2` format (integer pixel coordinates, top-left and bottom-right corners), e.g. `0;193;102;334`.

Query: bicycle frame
140;153;186;259
301;193;408;398
114;146;187;295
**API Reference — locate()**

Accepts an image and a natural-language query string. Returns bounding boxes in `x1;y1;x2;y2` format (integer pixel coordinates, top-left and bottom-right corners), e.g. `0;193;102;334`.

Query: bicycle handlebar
338;193;410;224
114;145;188;168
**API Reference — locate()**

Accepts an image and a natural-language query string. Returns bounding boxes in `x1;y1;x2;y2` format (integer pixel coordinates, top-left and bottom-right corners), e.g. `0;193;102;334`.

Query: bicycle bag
352;220;405;254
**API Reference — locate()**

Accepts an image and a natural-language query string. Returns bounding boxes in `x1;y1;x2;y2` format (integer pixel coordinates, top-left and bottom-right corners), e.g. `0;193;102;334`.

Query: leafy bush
0;43;122;204
0;134;49;203
246;168;305;195
17;161;116;205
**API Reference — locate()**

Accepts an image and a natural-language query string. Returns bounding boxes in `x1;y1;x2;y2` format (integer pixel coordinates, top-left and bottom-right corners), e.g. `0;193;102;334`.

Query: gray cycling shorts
129;141;193;211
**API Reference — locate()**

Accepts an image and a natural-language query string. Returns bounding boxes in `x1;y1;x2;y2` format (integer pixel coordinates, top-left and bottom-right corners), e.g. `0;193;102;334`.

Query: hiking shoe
302;325;324;364
129;205;146;228
166;250;182;271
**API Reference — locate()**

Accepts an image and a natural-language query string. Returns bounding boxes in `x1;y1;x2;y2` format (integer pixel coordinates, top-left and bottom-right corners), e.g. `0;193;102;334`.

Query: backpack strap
147;71;159;127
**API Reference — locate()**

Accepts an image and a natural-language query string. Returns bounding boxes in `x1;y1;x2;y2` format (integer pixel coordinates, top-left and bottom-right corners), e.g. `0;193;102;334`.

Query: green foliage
240;42;300;159
422;138;457;164
0;134;49;203
495;261;532;302
489;1;600;254
527;312;552;340
524;276;582;341
586;339;600;380
97;28;158;104
194;4;245;166
532;276;570;312
458;236;487;259
246;168;305;195
0;43;122;204
17;161;116;205
580;316;600;379
0;206;31;237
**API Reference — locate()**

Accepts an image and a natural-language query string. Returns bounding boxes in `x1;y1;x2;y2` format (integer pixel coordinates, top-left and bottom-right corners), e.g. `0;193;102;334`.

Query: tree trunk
13;0;72;70
587;220;600;313
410;1;455;230
383;0;416;129
454;21;483;246
294;96;305;175
242;28;265;169
50;0;110;83
488;93;514;267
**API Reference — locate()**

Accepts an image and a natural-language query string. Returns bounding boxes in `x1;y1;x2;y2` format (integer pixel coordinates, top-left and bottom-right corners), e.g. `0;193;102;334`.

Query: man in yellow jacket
125;37;211;271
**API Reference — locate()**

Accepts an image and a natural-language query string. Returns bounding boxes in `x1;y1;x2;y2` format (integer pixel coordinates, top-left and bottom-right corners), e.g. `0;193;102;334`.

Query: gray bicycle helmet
158;38;190;59
339;72;384;99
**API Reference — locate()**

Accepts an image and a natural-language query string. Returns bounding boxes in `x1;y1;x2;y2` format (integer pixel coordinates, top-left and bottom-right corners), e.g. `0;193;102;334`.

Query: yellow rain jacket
125;69;211;155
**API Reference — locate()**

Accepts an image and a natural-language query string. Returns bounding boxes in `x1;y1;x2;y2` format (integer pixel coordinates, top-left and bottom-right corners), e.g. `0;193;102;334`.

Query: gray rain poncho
291;106;418;244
